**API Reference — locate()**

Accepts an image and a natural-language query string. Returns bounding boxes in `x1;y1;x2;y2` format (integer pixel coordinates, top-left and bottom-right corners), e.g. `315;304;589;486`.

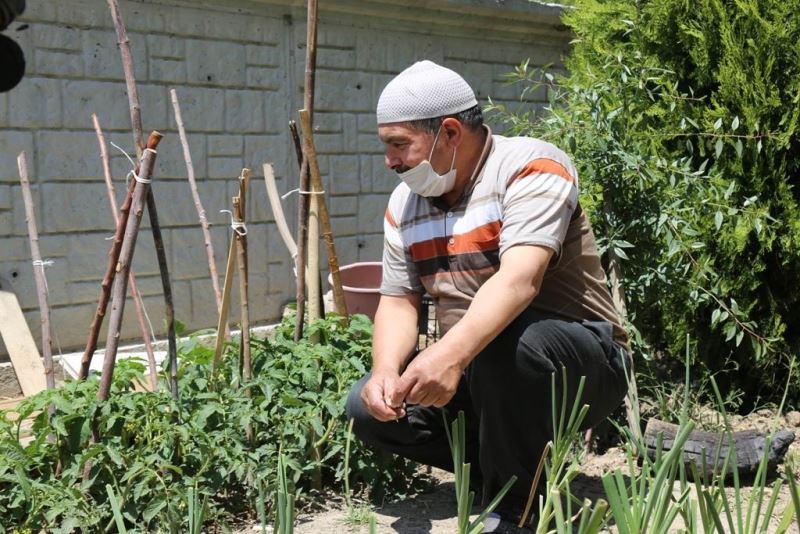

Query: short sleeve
380;207;424;295
499;158;578;257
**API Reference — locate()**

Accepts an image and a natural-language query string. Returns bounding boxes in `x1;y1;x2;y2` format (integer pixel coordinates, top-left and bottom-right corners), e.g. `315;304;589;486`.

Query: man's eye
393;142;407;149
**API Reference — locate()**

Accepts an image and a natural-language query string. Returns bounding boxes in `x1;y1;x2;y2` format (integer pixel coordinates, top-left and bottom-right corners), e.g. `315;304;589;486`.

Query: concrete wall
0;0;569;357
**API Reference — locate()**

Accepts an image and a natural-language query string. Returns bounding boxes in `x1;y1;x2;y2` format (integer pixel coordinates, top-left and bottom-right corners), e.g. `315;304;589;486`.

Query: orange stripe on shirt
384;209;398;228
510;158;574;185
409;220;501;261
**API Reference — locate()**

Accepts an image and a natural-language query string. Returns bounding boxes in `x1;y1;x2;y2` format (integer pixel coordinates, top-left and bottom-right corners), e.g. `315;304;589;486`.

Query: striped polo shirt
381;126;628;348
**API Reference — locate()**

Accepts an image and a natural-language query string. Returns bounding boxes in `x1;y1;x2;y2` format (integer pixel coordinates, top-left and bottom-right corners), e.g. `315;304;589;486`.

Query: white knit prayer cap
376;60;478;125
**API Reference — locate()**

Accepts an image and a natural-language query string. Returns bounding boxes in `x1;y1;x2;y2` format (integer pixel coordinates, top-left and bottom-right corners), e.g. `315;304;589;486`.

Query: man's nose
385;154;401;170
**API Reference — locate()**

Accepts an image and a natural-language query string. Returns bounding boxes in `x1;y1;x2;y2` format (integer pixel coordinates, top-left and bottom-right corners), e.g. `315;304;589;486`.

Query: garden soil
241;410;800;533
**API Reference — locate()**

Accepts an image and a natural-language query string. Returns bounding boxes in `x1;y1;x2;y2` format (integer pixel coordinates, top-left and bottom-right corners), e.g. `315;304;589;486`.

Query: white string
109;141;153;184
32;260;54;294
281;188;326;200
220;209;247;236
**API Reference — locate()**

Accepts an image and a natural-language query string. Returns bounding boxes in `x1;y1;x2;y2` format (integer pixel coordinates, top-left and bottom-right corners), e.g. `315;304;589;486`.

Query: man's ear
440;117;463;147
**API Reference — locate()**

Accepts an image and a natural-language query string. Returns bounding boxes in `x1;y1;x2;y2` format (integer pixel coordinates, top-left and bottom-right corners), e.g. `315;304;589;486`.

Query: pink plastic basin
327;262;382;321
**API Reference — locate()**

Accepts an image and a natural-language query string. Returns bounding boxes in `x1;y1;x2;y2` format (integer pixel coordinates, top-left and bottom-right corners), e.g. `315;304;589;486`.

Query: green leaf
731;116;740;131
715;138;724;157
143;498;166;523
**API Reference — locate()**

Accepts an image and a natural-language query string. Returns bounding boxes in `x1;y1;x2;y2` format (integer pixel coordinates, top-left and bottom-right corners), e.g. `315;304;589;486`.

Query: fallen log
644;418;795;477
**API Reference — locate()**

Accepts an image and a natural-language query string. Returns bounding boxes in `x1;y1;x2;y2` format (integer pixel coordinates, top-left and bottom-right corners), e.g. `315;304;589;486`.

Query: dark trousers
345;309;631;517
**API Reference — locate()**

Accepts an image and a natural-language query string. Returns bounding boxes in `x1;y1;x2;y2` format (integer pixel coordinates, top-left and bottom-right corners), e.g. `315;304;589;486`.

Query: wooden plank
0;397;23;412
0;291;46;396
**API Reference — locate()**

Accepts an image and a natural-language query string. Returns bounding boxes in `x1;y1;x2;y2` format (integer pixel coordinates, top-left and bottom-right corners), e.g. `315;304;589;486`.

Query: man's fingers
406;380;434;406
389;374;416;407
363;383;397;422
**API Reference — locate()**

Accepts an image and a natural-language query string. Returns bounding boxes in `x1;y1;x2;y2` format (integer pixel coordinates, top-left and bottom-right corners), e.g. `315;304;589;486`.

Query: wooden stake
298;109;349;323
170;89;223;314
106;0;177;387
212;237;236;374
80;178;135;379
297;0;320;339
305;161;322;331
92;113;158;390
289;121;309;341
235;170;251;384
304;0;318;117
263;163;297;258
147;192;177;398
107;0;143;156
17;152;55;391
97;132;163;402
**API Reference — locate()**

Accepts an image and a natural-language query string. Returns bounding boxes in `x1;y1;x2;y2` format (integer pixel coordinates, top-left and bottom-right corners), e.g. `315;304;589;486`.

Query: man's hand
361;371;406;422
390;343;465;408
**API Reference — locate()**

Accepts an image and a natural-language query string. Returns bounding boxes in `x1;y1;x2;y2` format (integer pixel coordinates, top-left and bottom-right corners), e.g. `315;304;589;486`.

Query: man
345;60;631;532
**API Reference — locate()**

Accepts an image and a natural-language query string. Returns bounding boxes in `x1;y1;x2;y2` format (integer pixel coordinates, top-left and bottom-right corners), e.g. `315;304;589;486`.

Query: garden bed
241;410;800;533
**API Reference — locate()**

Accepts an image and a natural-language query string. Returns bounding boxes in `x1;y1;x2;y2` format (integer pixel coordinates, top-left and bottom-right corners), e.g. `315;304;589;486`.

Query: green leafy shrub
0;313;419;531
488;0;800;406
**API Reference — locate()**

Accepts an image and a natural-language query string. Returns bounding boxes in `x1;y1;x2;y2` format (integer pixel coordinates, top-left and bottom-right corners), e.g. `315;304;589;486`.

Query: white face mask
398;125;457;197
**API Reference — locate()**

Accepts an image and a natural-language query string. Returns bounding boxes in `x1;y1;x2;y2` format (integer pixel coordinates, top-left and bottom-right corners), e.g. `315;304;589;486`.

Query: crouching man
345;60;631;533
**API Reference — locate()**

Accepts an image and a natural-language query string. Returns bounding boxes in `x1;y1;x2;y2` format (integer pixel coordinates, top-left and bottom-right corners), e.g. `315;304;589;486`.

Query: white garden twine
31;259;54;293
220;209;247;236
281;188;326;200
109;141;154;184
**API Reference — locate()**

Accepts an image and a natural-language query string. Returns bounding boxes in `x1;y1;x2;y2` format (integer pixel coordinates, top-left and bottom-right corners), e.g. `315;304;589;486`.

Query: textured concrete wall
0;0;569;357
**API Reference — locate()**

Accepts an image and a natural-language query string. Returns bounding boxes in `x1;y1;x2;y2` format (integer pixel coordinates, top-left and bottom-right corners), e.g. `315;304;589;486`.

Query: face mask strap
429;122;457;172
428;123;445;160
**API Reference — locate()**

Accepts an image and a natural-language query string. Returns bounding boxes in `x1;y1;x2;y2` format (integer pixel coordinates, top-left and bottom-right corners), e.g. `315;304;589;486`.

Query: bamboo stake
92;113;158;390
97;132;163;402
233;192;253;444
80;178;135;379
235;170;251;384
305;162;322;330
290;125;325;324
289;121;309;341
296;0;320;339
17;152;55;391
304;0;318;118
170;89;223;314
212;237;236;374
298;109;349;323
106;0;177;388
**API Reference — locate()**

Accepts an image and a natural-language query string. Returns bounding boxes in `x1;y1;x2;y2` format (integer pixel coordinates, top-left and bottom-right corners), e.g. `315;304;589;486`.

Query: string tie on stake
32;259;54;294
220;209;247;236
281;188;326;200
109;141;155;184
